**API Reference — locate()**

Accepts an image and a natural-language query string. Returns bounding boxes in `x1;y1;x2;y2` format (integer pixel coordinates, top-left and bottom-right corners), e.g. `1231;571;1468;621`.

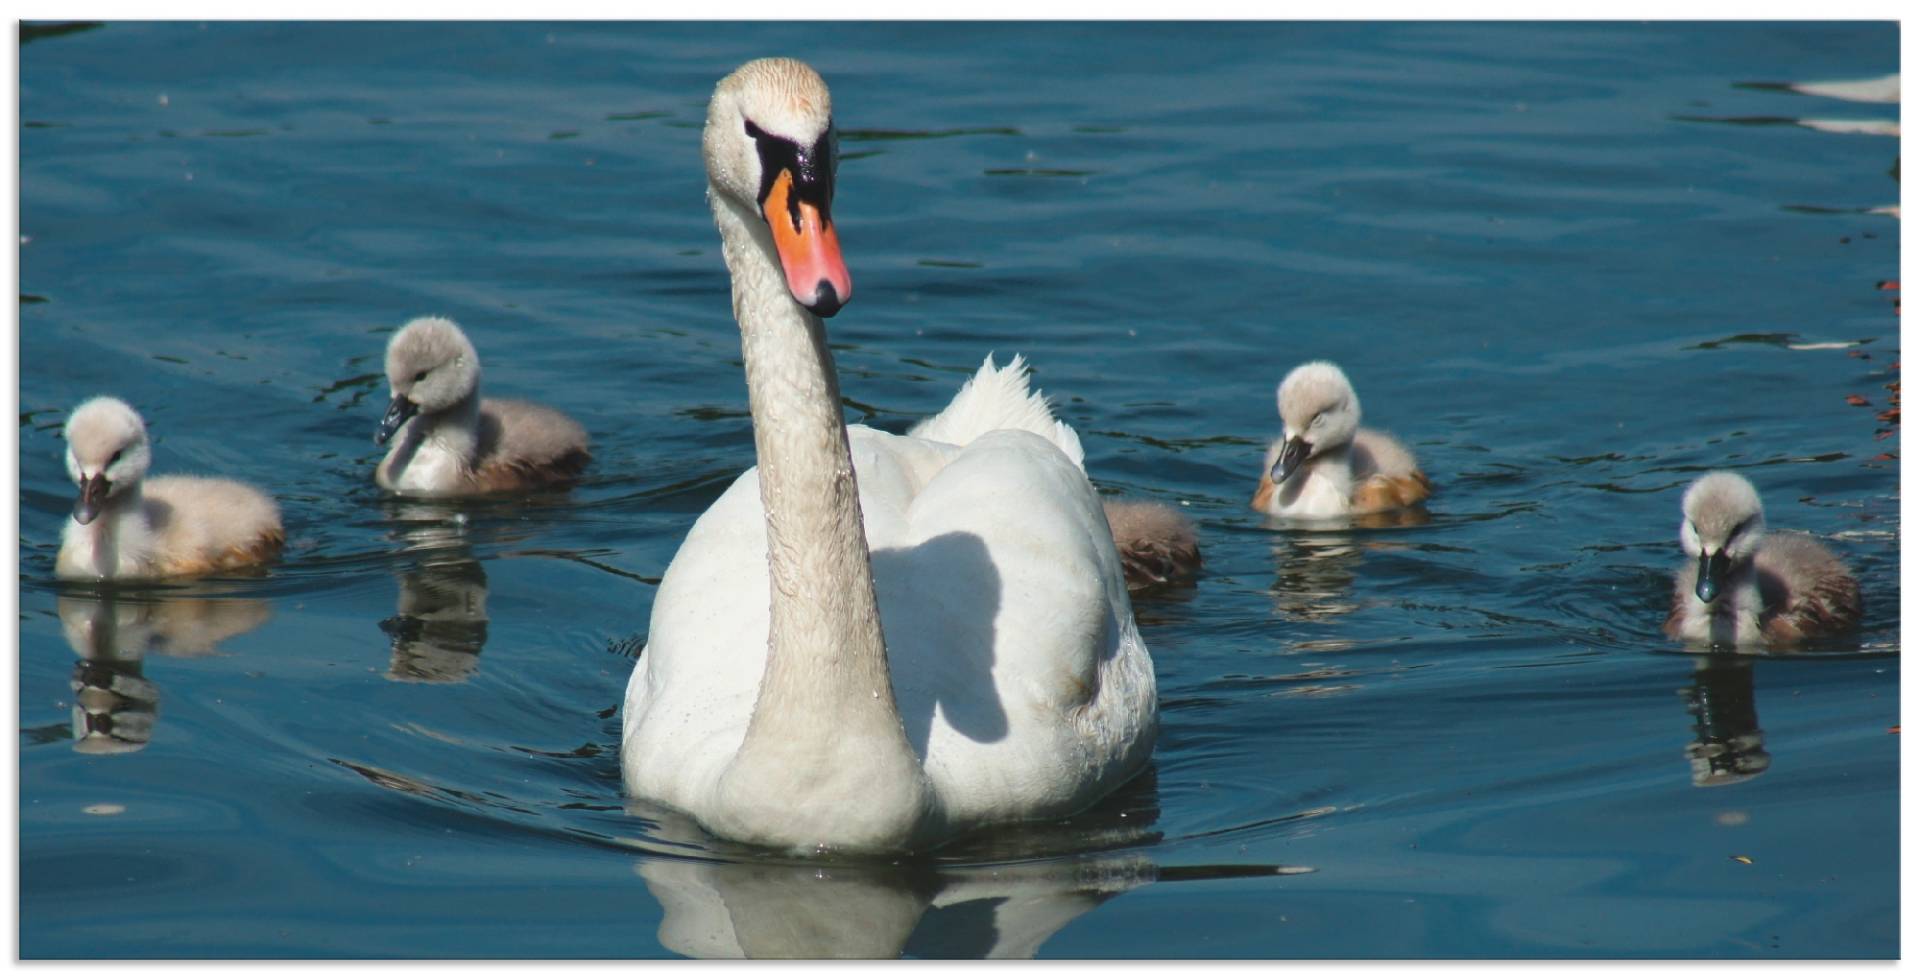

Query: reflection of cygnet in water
57;591;272;753
378;502;491;683
1680;656;1771;787
381;558;490;683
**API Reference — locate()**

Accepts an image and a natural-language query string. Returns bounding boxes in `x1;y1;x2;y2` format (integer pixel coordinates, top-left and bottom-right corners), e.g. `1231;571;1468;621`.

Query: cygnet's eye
107;449;123;466
413;369;428;382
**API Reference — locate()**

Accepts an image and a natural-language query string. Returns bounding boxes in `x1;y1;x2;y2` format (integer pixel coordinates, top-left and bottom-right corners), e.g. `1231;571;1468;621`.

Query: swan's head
64;396;152;525
703;57;851;318
1679;471;1767;604
1271;361;1361;484
379;316;482;444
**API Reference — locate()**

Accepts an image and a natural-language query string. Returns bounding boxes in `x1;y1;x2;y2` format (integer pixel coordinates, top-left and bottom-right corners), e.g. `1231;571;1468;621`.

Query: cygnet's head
1679;471;1767;604
1270;361;1362;484
702;57;851;317
378;316;481;445
63;397;152;525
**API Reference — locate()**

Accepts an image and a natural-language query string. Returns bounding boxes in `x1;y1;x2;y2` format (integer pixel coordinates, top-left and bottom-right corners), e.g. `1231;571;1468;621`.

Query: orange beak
762;168;852;317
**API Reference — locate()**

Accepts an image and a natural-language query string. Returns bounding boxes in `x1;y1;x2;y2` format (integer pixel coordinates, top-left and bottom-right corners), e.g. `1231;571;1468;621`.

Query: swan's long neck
708;187;928;849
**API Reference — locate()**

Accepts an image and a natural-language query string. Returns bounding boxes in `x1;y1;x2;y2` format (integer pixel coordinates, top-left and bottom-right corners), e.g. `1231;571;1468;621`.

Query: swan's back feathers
142;475;284;575
908;355;1084;468
473;398;592;490
1350;428;1431;513
1351;428;1420;480
1754;531;1861;641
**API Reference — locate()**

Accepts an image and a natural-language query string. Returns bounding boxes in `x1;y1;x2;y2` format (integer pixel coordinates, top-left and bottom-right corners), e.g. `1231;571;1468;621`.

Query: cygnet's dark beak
1271;436;1311;485
1694;550;1733;604
73;473;110;525
376;395;418;445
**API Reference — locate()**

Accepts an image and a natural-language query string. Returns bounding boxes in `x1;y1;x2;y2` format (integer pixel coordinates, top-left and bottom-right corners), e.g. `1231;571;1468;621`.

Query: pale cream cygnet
1665;471;1861;647
375;316;591;496
56;397;283;580
1252;361;1431;519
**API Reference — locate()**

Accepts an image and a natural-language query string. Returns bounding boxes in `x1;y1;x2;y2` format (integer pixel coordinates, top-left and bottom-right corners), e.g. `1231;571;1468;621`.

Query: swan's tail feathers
908;354;1085;468
1103;500;1203;595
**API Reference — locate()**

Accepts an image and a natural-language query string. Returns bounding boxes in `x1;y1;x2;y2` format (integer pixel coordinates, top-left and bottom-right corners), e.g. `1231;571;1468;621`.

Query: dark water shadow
20;22;102;45
55;585;273;754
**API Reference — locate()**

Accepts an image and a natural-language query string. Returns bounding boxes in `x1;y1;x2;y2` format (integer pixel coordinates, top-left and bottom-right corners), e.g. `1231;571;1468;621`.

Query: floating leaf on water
548;130;581;141
1732;855;1754;865
20;294;49;304
1846;394;1871;406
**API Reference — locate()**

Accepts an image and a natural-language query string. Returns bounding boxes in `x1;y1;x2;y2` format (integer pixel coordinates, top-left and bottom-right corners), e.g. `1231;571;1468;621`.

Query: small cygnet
56;397;283;581
1252;361;1431;519
1102;500;1203;594
1664;471;1861;647
374;316;591;496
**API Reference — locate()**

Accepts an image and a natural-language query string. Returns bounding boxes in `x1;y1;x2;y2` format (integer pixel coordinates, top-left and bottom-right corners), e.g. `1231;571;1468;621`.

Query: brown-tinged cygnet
1102;500;1202;594
1251;361;1431;519
374;316;591;496
55;397;283;581
1664;471;1862;647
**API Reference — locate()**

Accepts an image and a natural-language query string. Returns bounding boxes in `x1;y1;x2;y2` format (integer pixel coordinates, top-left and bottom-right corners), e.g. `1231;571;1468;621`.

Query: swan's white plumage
907;355;1085;468
622;360;1155;843
621;56;1154;853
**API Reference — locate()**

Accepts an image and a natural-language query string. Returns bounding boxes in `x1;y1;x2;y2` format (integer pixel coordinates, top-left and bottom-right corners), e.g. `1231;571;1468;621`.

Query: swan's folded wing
906;355;1084;469
879;429;1154;822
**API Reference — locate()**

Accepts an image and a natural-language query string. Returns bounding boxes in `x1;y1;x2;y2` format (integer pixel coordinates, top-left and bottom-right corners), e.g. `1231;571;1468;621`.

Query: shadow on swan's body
620;58;1157;855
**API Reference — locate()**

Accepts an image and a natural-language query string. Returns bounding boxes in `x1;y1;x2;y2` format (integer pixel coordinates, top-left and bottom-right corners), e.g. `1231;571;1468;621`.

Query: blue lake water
17;21;1900;958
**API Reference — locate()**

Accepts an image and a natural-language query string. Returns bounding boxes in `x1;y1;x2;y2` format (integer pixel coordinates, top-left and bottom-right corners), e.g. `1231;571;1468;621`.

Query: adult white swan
620;58;1158;854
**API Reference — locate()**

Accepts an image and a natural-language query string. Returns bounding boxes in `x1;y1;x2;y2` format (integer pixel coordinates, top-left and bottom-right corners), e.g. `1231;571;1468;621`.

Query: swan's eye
107;449;122;466
413;370;428;382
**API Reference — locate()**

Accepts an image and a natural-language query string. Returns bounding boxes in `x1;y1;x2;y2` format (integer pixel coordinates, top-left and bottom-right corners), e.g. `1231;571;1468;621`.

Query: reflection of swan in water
640;852;1161;959
1679;656;1770;787
57;589;272;753
378;502;490;683
630;770;1306;958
